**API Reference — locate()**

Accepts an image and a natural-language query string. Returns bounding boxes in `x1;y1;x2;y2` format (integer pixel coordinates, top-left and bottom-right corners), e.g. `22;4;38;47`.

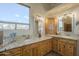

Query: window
0;3;29;24
0;23;3;29
9;24;15;30
16;24;29;30
0;3;29;30
0;3;30;45
0;23;15;30
3;23;10;29
3;23;15;30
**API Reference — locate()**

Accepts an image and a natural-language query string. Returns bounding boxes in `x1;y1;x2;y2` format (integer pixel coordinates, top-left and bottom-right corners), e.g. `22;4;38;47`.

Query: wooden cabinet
22;46;33;56
0;39;52;56
32;47;38;56
38;45;46;56
22;44;38;56
38;39;52;56
3;47;22;56
64;40;76;56
18;39;52;56
37;41;46;56
45;18;57;35
0;37;76;56
52;37;77;56
52;38;58;52
45;39;52;54
58;39;66;55
65;44;74;56
47;40;53;52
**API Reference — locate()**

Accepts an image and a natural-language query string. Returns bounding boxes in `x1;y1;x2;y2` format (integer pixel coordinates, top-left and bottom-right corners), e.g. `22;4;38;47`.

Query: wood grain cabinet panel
32;48;38;56
0;38;77;56
58;39;66;55
65;44;74;56
3;47;22;56
47;40;53;52
64;40;76;56
45;18;57;34
22;49;33;56
52;37;77;56
37;39;52;56
22;45;33;56
37;42;48;55
52;38;58;52
0;39;52;56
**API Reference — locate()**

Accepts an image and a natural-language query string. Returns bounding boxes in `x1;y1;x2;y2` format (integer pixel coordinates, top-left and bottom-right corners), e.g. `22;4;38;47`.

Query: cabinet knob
69;46;71;48
63;45;65;48
59;49;61;51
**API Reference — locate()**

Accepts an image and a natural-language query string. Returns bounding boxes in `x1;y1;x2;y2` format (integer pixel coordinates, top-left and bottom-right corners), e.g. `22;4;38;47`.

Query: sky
0;3;29;24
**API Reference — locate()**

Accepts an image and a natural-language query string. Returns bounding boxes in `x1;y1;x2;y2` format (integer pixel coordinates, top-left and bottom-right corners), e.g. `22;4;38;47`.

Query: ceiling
21;3;62;16
41;3;61;11
20;3;79;18
46;3;79;17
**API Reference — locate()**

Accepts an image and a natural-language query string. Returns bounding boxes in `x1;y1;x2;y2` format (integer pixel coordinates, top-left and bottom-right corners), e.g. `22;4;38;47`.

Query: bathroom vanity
0;35;79;56
52;36;77;56
0;36;52;56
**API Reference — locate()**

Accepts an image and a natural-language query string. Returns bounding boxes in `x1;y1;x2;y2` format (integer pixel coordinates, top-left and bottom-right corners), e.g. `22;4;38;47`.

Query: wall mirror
62;15;72;32
58;13;74;33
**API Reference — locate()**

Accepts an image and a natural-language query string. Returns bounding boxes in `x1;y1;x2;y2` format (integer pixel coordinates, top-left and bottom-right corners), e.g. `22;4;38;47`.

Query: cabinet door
65;43;75;56
37;40;52;56
38;43;47;56
52;38;58;52
45;18;57;34
37;45;44;56
22;44;39;56
58;39;65;55
47;40;52;52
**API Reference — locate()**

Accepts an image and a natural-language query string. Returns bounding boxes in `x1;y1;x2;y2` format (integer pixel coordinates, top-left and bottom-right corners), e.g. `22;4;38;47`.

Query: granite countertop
0;36;52;52
47;34;79;40
0;34;79;52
